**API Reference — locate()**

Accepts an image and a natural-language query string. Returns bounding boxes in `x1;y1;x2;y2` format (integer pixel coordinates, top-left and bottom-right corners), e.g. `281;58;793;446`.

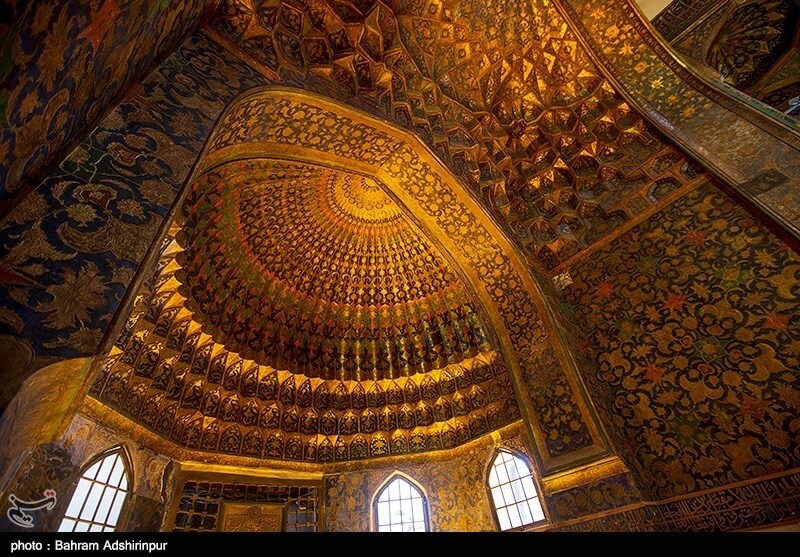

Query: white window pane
108;457;126;487
411;498;424;522
413;521;426;532
388;479;400;499
79;483;106;520
518;502;533;524
487;453;546;529
496;507;511;531
505;460;521;482
376;476;427;532
106;490;127;527
84;461;102;481
119;475;128;492
378;524;390;532
65;479;92;518
507;504;522;529
491;486;505;507
61;451;131;533
501;483;514;505
95;455;117;484
94;487;119;526
103;526;116;532
495;462;509;484
401;499;414;523
511;480;526;502
399;479;411;499
532;500;544;521
520;476;537;499
377;501;390;525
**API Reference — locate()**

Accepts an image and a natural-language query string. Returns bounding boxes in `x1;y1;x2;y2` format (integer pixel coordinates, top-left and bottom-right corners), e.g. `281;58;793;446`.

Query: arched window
58;447;130;532
488;450;545;531
373;474;429;532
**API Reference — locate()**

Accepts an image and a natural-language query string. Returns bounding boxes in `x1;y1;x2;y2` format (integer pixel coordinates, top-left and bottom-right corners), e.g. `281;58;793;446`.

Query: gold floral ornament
177;159;492;381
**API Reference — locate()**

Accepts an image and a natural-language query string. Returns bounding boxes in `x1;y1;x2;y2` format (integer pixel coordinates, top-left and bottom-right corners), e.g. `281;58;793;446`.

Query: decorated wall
1;0;800;534
0;32;268;412
172;477;320;532
0;0;220;212
323;428;532;532
0;412;176;532
652;0;721;42
88;88;611;472
210;0;706;272
561;0;800;239
559;179;800;500
549;469;800;531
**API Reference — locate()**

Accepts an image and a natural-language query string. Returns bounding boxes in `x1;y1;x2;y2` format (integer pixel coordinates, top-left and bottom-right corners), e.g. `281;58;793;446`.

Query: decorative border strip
545;468;800;531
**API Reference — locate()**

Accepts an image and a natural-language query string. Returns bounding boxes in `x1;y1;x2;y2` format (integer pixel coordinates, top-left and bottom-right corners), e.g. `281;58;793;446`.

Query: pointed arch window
373;474;429;532
488;450;545;531
58;447;130;532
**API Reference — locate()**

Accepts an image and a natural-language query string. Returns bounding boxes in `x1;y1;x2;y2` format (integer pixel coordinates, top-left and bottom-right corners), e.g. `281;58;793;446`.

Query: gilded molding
541;455;631;494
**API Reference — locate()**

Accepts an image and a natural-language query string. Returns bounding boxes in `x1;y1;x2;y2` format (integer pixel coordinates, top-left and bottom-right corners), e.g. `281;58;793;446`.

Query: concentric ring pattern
177;158;491;380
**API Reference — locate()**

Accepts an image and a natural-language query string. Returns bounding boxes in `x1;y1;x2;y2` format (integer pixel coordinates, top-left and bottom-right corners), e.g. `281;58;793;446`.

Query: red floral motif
741;395;768;420
643;363;666;384
595;281;614;298
763;312;790;331
685;230;706;246
79;0;122;52
663;293;687;311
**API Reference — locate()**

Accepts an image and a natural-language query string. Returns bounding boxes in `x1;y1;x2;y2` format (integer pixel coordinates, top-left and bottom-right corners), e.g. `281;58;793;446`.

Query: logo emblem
7;490;57;528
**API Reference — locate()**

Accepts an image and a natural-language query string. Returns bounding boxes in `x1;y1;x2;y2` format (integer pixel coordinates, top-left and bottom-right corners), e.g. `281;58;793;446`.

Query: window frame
57;445;133;533
486;448;547;531
371;472;431;532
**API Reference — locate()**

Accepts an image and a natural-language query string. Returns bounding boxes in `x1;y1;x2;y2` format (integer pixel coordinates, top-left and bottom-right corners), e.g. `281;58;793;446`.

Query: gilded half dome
176;158;492;380
91;146;522;463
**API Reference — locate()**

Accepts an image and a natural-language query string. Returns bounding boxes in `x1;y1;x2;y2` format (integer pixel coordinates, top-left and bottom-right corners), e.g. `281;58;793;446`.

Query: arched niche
179;86;613;474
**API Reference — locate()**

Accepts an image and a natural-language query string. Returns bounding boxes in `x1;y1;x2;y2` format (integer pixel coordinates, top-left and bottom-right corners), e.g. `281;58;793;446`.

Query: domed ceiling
91;153;521;463
177;158;491;380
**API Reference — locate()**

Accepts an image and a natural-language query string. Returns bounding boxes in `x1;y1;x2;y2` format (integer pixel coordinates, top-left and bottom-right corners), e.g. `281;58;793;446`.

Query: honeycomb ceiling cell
176;158;492;381
212;0;699;272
